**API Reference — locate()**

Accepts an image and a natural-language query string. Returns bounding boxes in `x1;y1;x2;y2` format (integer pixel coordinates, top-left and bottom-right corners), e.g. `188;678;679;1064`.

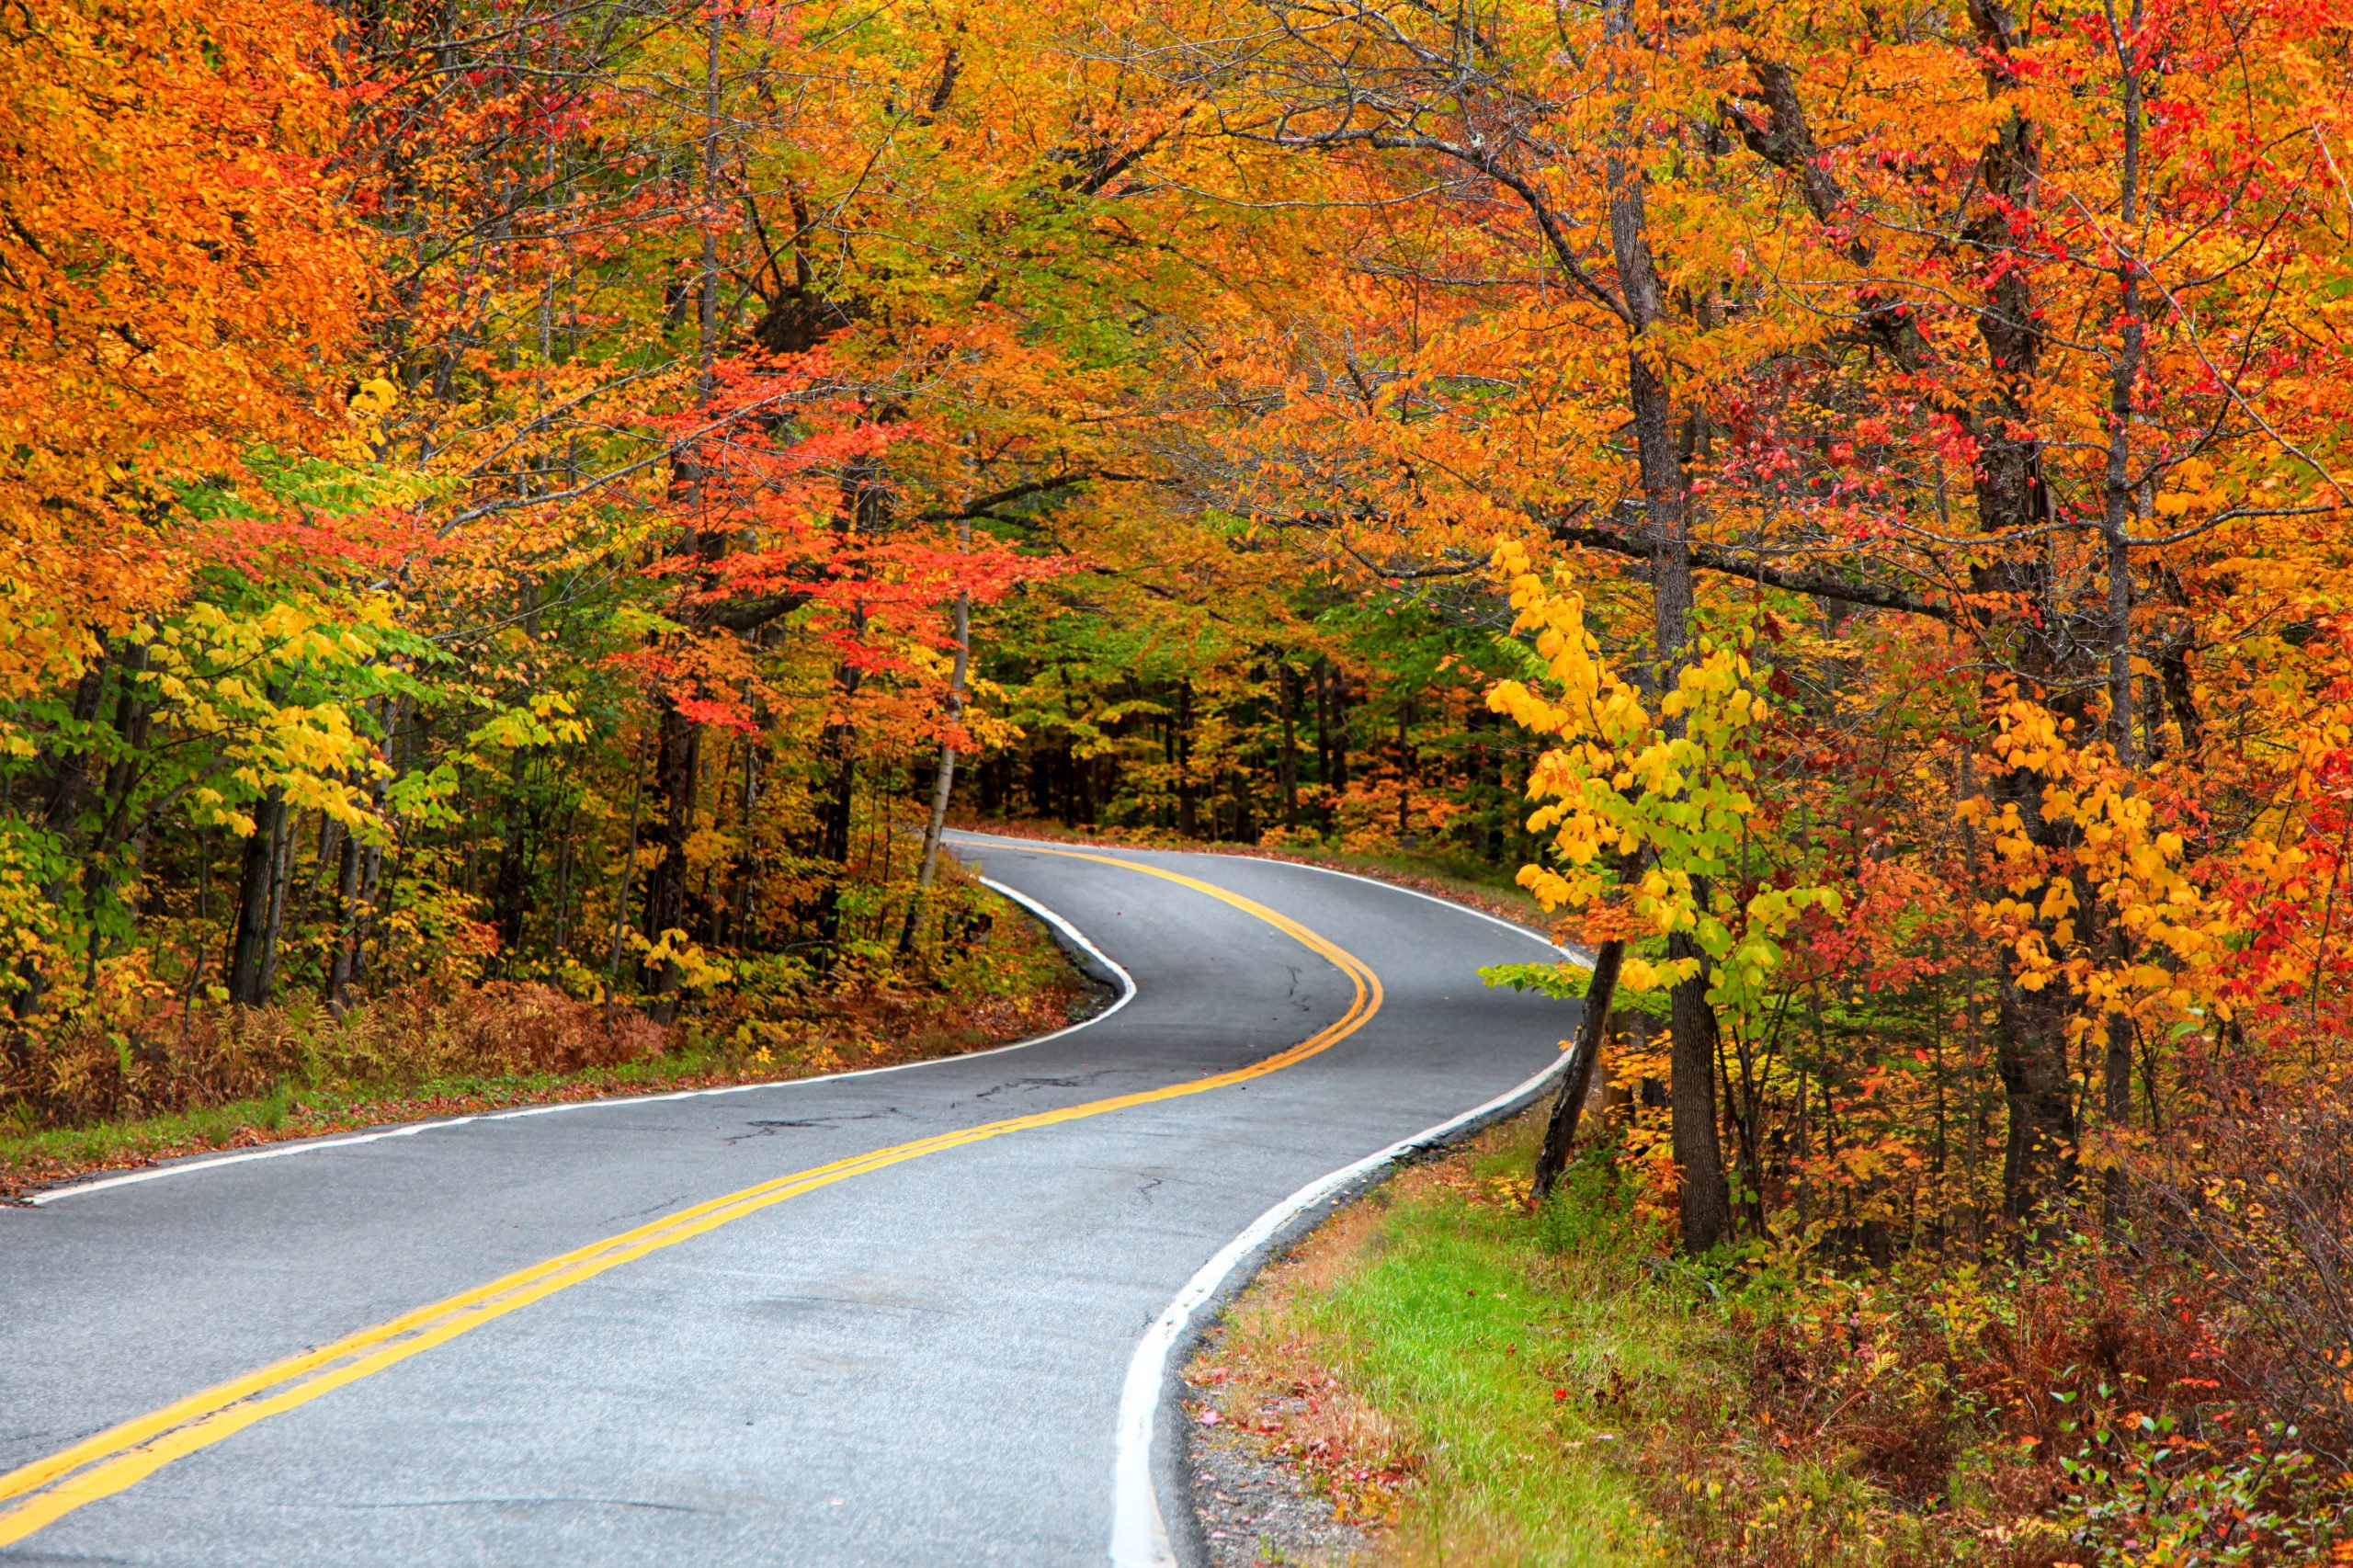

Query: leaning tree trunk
1531;940;1625;1206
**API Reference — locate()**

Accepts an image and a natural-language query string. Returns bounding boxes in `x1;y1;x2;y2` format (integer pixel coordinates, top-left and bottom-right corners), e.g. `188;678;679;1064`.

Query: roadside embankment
2;880;1092;1199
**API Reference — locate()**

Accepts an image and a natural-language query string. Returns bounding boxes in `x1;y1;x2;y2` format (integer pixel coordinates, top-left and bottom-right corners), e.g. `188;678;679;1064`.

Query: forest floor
0;886;1096;1200
1183;1110;2353;1568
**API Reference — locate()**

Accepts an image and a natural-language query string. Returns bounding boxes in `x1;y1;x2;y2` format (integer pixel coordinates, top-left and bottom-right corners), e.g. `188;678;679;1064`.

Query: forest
6;0;2352;1557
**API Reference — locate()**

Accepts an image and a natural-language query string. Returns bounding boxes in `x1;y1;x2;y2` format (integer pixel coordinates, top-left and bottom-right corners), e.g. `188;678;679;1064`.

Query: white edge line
1107;1046;1583;1568
945;828;1583;960
1067;828;1595;1568
25;880;1137;1207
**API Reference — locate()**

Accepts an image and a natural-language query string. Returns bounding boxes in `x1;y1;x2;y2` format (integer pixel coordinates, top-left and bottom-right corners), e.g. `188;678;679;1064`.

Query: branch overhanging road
0;835;1580;1566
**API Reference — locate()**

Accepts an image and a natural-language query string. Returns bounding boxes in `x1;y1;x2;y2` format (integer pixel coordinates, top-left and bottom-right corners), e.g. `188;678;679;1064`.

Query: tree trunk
1175;678;1198;837
256;806;295;1001
2157;634;2204;762
2096;0;2148;1226
2103;1017;2135;1134
326;810;363;1014
724;735;762;948
355;837;384;993
79;642;154;991
1531;939;1624;1205
1965;12;2088;1227
1668;922;1734;1249
1313;663;1332;808
1745;23;2089;1229
551;811;578;957
814;701;858;954
1604;17;1733;1252
639;699;699;1020
2097;0;2144;766
491;748;535;961
605;733;647;1017
901;585;972;954
1326;667;1348;794
1278;662;1299;827
327;696;401;1008
631;5;728;1021
1395;698;1412;840
226;788;289;1007
8;651;111;1034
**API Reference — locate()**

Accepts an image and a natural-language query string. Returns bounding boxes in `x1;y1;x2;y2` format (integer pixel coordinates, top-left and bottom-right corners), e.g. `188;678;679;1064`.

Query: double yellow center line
0;846;1383;1548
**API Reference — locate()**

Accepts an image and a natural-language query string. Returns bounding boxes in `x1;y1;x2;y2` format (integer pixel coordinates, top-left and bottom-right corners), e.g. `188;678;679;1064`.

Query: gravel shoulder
1186;1369;1376;1567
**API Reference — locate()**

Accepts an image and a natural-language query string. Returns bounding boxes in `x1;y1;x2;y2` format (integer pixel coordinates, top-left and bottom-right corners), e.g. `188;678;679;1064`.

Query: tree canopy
5;0;2352;1276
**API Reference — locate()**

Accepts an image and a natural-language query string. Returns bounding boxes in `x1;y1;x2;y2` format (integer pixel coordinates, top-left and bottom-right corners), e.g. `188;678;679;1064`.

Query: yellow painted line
0;847;1383;1548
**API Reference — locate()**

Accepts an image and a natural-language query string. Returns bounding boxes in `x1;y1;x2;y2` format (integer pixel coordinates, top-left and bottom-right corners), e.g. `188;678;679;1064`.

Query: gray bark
901;581;972;954
1530;940;1624;1206
226;789;289;1007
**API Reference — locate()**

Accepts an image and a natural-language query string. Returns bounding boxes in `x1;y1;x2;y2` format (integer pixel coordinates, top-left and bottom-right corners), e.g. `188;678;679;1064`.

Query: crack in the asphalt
598;1192;684;1225
972;1074;1083;1099
968;1067;1120;1100
722;1108;904;1143
1135;1175;1164;1205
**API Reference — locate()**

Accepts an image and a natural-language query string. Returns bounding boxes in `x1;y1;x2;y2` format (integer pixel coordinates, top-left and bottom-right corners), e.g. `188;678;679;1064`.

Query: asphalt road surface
1;834;1573;1566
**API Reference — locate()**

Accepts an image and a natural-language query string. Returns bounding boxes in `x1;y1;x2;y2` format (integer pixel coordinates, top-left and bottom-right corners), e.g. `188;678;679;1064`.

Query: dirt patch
1190;1413;1375;1567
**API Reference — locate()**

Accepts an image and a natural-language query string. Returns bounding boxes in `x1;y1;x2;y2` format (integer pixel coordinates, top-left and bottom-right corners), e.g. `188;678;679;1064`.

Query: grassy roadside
1;885;1092;1199
1188;1112;2353;1568
1189;1114;1709;1567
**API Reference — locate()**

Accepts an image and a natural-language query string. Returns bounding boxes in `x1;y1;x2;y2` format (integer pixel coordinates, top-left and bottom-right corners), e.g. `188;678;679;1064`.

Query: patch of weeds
1184;1115;2091;1567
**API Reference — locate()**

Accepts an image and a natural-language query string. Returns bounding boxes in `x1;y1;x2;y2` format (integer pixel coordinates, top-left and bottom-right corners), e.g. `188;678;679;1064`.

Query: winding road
1;835;1576;1566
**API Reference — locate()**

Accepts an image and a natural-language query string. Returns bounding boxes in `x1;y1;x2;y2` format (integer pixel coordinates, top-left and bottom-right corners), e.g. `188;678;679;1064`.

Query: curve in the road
3;837;1581;1566
0;849;1386;1551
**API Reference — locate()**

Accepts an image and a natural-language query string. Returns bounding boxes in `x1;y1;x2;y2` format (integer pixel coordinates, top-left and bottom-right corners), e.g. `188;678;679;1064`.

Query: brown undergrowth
1;898;1090;1198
